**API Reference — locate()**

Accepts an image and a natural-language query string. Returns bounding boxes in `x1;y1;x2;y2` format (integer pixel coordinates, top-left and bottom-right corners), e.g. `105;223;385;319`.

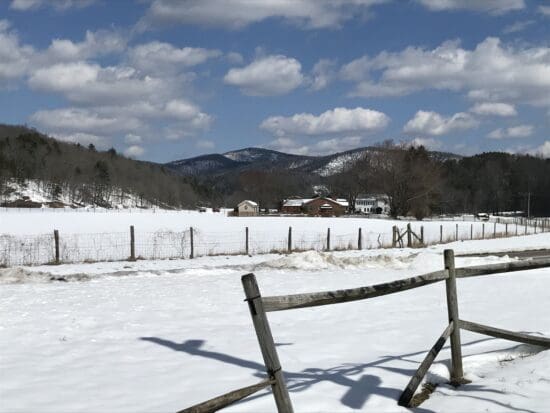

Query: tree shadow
140;335;534;411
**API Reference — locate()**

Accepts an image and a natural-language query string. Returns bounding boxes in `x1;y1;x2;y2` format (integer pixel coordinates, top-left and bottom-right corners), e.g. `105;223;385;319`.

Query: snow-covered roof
283;199;312;207
335;198;349;207
238;200;258;207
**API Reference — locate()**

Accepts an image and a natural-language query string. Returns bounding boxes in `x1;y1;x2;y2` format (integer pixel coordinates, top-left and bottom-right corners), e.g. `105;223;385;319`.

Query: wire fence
0;218;549;267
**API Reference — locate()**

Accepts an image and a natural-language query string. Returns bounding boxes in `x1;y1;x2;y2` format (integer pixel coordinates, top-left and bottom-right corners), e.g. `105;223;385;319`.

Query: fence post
288;226;292;253
420;226;424;245
246;227;249;255
190;227;194;259
358;228;362;250
407;223;412;248
54;229;60;265
130;225;135;261
470;224;473;240
534;221;537;234
505;223;508;237
326;228;331;251
392;226;397;248
440;225;443;243
482;223;485;239
493;222;496;238
525;222;528;235
455;224;458;241
444;249;464;384
242;274;294;413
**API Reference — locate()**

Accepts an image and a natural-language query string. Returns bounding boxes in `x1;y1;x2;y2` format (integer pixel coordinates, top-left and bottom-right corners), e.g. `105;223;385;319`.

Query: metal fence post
358;228;362;250
246;227;249;255
54;229;60;264
288;227;292;253
190;227;194;259
130;225;135;261
326;228;331;251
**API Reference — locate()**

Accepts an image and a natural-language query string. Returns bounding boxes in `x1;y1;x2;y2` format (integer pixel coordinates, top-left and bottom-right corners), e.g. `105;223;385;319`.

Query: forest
1;124;549;217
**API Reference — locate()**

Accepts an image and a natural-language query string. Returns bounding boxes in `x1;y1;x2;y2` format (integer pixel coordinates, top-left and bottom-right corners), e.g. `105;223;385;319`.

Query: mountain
165;146;461;177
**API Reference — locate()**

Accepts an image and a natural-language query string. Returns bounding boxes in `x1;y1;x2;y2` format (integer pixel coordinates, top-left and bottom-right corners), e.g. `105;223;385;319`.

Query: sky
0;0;549;163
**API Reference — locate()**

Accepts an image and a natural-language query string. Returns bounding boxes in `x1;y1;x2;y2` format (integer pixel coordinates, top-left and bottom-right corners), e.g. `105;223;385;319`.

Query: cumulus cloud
341;37;550;108
43;29;127;62
224;55;304;96
539;5;550;16
125;134;142;144
261;107;390;137
0;20;34;86
403;110;478;136
124;145;145;158
53;132;109;149
268;135;364;156
487;124;534;139
310;59;337;91
127;41;221;74
469;102;517;117
141;0;390;30
416;0;525;14
10;0;96;11
534;141;550;158
408;137;442;150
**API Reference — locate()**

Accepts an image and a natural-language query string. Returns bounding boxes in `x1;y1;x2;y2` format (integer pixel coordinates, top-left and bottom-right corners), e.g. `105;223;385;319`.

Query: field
0;211;549;412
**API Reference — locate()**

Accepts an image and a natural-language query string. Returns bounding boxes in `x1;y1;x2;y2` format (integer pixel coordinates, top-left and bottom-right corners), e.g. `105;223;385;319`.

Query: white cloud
30;108;142;135
127;41;221;74
196;140;215;150
310;59;336;91
10;0;96;11
403;110;478;136
142;0;390;30
224;55;304;96
469;102;517;117
341;37;550;108
124;145;145;158
44;29;127;62
539;5;550;16
416;0;525;14
261;107;390;137
53;132;109;149
487;124;534;139
267;135;364;156
502;20;534;34
409;137;442;150
534;141;550;158
225;52;244;64
0;20;34;86
124;134;142;144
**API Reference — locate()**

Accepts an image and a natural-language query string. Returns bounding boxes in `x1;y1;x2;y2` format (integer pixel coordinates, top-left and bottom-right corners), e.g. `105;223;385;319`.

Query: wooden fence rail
178;251;550;412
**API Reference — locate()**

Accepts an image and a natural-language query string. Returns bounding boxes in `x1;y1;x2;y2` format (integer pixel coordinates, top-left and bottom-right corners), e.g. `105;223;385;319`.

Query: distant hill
0;124;199;208
165;146;461;177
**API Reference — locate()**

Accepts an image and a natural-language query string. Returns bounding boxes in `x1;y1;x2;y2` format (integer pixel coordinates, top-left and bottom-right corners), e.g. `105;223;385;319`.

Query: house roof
238;200;258;207
282;198;312;207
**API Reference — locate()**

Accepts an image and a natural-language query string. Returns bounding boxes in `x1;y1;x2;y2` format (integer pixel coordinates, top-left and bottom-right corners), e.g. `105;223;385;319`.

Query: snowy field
1;232;549;412
0;209;530;266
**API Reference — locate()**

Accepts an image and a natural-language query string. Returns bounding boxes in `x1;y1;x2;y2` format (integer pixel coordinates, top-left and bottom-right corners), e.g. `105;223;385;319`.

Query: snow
1;229;549;412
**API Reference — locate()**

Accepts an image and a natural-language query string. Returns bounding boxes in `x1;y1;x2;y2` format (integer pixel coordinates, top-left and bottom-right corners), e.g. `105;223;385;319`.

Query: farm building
236;200;259;217
355;194;390;214
281;197;347;217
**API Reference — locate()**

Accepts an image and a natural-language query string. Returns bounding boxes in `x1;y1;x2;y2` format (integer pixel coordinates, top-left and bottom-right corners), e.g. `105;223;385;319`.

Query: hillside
0;124;200;209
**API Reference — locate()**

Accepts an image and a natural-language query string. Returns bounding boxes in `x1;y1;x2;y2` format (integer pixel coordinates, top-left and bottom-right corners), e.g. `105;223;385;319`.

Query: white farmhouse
236;200;259;216
355;194;390;215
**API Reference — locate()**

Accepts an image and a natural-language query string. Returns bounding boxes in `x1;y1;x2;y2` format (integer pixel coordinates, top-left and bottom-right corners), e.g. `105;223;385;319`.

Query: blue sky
1;0;549;162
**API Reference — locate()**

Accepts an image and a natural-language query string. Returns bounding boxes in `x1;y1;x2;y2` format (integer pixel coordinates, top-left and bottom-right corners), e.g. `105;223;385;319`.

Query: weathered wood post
288;226;292;253
407;223;412;248
420;226;424;245
130;225;135;261
392;226;397;248
482;223;485;239
470;224;473;240
444;249;464;384
326;228;331;251
190;227;194;259
54;229;60;265
246;227;249;255
358;228;362;250
455;224;458;241
242;274;294;413
440;225;443;243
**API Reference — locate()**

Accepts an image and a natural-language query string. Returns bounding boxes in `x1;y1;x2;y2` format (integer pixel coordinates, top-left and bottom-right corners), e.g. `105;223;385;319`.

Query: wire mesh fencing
1;219;549;267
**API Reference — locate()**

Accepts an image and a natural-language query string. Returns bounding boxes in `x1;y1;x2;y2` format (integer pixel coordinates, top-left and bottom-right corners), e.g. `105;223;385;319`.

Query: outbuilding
236;200;259;216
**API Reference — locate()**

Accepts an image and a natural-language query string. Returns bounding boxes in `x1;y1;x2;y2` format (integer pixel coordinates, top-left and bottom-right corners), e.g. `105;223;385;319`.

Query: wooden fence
179;250;550;413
